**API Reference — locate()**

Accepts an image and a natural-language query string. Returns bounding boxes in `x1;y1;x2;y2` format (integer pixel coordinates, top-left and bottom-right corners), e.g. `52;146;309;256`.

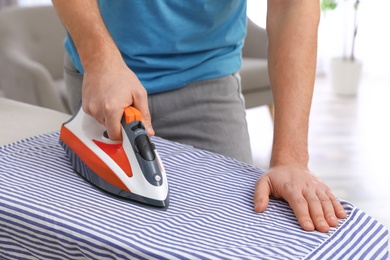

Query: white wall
248;0;390;78
318;0;390;77
18;0;51;6
247;0;267;29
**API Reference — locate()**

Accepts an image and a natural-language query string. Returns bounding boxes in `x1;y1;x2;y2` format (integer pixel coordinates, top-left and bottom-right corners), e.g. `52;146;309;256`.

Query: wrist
269;144;309;168
81;45;125;76
81;41;122;69
270;118;310;168
270;156;309;168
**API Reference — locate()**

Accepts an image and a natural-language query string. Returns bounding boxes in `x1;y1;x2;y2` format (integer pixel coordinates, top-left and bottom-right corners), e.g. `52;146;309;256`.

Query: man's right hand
81;56;154;141
51;0;153;141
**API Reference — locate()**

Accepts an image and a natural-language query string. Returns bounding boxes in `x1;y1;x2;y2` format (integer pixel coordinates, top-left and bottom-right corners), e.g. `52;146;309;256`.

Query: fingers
82;80;154;140
328;190;347;219
289;188;346;233
300;191;332;232
87;102;153;141
104;106;123;141
288;195;316;231
316;190;339;228
88;103;153;141
132;89;155;137
101;100;154;141
83;103;123;141
81;59;154;140
253;170;347;233
253;176;271;213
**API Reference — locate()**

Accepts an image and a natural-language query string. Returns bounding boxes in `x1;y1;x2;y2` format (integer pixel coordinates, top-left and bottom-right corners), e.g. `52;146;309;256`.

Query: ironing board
0;132;389;260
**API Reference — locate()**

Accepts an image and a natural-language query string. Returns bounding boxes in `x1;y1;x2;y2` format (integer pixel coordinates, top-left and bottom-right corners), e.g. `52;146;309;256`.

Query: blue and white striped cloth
0;132;388;260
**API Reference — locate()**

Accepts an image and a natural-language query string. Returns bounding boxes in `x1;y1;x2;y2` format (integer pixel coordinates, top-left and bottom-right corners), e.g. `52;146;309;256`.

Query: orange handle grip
123;106;142;124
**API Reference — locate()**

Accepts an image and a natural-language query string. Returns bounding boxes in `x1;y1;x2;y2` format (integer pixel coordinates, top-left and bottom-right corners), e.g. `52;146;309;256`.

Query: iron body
59;105;169;208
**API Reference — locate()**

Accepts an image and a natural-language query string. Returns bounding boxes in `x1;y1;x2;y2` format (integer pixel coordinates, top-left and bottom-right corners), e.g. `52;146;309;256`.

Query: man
52;0;346;232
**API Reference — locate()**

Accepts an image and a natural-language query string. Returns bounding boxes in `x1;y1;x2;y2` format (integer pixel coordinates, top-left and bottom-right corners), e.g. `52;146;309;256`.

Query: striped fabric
0;132;388;260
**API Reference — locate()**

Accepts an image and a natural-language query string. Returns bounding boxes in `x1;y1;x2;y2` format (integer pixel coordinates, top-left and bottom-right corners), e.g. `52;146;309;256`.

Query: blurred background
1;0;389;233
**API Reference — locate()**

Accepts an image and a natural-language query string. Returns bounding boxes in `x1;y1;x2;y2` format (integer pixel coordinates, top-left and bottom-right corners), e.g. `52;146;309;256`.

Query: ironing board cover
0;132;388;260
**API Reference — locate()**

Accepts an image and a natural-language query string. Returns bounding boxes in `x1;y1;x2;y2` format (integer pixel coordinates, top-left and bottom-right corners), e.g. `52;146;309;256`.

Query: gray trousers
64;54;252;164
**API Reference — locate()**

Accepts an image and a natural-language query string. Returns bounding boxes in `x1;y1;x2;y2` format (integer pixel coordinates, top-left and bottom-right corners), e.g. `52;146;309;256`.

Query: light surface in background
246;0;267;28
18;0;50;5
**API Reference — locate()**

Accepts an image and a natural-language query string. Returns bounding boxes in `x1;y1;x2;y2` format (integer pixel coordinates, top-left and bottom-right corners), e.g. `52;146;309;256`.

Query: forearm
51;0;121;71
255;1;346;230
266;0;320;167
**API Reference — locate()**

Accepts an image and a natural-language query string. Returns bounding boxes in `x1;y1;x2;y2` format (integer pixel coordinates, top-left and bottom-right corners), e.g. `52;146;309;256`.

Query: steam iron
59;104;169;208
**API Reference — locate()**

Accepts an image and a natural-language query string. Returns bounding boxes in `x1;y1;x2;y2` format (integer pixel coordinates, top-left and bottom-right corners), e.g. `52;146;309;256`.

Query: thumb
104;108;124;141
253;176;271;213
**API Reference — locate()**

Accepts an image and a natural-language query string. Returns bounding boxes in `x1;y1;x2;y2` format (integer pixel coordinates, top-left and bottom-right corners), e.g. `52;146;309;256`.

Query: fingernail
304;221;314;230
339;209;347;217
329;216;339;227
319;220;328;228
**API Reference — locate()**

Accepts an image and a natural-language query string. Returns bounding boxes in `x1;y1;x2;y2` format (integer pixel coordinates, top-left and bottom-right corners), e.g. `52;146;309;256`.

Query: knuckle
318;196;329;203
312;213;326;221
143;112;152;121
325;212;336;220
291;196;307;206
104;106;116;117
82;103;92;115
134;87;147;100
307;196;320;204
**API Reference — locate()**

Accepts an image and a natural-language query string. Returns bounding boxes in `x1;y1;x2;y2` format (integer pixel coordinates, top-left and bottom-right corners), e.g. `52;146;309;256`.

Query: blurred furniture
0;0;17;10
241;18;273;114
0;5;271;115
0;97;70;146
0;5;71;114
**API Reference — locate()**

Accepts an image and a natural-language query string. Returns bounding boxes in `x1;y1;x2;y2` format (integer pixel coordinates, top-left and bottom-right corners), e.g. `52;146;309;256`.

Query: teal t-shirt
64;0;247;94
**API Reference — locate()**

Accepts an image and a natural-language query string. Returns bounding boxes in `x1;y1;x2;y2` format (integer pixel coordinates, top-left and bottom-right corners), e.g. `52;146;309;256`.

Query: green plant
321;0;361;61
